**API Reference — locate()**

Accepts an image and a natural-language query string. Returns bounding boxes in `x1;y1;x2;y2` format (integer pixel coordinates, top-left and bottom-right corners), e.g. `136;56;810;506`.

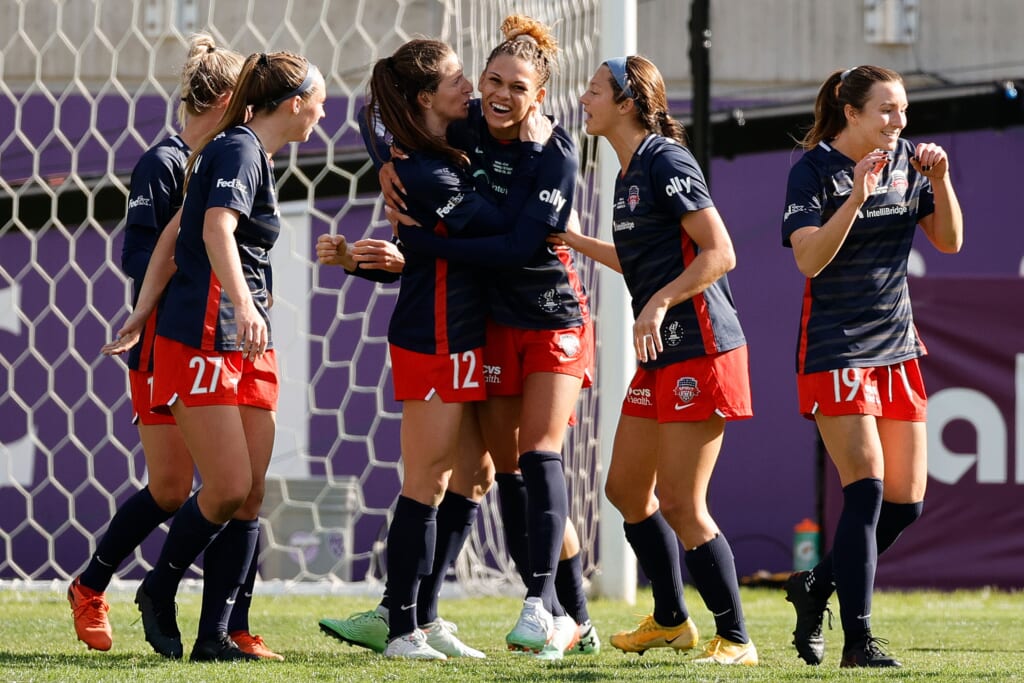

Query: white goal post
0;0;636;600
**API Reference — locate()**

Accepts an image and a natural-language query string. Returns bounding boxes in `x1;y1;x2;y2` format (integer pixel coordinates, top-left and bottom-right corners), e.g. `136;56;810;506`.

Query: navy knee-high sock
806;500;923;600
496;473;531;586
684;533;748;644
554;554;590;625
385;496;437;639
198;518;259;639
227;524;262;633
144;494;226;603
831;478;883;643
417;492;479;625
519;450;568;615
80;486;176;593
624;511;688;627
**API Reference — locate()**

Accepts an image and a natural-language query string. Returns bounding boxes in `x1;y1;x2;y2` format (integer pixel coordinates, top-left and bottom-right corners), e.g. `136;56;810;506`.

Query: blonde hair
486;14;559;88
176;32;244;127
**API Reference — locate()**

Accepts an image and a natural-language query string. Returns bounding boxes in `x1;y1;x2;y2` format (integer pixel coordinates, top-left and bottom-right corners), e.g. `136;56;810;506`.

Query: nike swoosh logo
532;572;552;578
674;403;695;411
400;603;416;611
712;609;731;617
226;597;236;605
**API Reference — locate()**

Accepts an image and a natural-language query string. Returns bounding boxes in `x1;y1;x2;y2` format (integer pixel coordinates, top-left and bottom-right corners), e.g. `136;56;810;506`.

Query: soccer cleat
534;615;580;660
318;606;389;653
505;597;553;653
423;618;485;658
840;635;902;668
784;570;831;665
384;629;447;660
190;632;260;662
567;621;601;655
67;577;113;651
230;630;285;661
134;580;183;659
691;635;759;666
609;614;699;654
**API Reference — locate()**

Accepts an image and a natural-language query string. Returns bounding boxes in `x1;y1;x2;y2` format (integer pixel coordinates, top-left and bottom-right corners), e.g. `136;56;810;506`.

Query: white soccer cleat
423;619;485;658
534;614;580;660
383;629;447;660
505;597;553;653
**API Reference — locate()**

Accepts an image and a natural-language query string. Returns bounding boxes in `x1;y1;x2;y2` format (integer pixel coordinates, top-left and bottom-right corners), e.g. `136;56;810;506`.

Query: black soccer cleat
190;632;261;662
840;635;902;668
135;580;183;659
784;570;831;665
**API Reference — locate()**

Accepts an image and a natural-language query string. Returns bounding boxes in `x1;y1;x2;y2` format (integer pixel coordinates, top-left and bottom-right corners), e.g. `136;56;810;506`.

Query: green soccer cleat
319;606;389;654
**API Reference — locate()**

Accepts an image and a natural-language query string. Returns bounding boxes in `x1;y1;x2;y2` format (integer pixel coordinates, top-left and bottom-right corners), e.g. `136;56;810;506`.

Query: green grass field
2;585;1022;682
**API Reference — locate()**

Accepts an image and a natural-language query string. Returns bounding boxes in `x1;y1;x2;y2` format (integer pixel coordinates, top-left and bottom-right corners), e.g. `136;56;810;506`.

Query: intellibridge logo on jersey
664;175;692;197
128;194;152;209
216;177;248;194
539;188;567;212
859;203;908;219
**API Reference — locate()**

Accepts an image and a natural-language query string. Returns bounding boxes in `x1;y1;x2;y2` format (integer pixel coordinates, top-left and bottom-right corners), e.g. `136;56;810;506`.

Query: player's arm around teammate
780;66;962;670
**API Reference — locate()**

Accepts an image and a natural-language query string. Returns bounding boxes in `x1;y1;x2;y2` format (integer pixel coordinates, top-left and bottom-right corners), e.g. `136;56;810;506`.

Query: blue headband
268;63;320;108
605;57;634;99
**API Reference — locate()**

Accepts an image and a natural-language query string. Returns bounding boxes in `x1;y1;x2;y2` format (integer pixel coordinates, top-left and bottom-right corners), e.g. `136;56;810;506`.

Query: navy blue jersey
781;139;936;374
440;101;590;329
613;134;746;368
387;148;542;354
121;134;190;371
156;126;280;351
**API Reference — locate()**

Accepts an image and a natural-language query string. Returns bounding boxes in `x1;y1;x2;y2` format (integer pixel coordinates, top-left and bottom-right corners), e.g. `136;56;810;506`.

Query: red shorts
389;344;487;403
151;336;279;413
483;320;594;397
128;369;176;426
797;359;927;421
621;345;753;423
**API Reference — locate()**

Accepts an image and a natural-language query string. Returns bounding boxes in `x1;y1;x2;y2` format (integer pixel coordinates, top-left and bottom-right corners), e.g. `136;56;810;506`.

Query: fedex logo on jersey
539;188;567;212
664;175;692;197
436;193;465;218
128;194;152;209
216;177;248;194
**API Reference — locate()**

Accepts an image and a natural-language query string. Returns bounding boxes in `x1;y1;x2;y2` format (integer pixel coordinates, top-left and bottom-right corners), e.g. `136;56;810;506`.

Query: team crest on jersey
663;321;684;347
674;377;700;403
557;334;581;359
890;170;908;197
538;288;560;313
627;185;640;212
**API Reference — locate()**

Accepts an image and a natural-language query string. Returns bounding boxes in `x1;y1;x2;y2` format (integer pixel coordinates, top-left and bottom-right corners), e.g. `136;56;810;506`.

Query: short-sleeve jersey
781;138;936;374
388;150;503;354
121;134;190;371
613;134;746;369
447;101;590;330
157;126;280;351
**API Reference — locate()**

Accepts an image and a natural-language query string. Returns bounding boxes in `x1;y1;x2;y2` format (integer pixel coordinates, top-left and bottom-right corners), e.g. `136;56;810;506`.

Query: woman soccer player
346;38;550;661
387;15;596;659
780;65;962;668
104;50;325;662
560;55;758;666
71;33;279;660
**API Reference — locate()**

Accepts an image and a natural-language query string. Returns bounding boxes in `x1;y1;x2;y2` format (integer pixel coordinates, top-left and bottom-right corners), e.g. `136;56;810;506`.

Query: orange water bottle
793;518;820;572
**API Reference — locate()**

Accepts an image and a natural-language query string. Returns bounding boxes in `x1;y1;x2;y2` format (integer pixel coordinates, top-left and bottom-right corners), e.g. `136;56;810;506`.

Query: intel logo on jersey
216;178;248;194
539;189;567;212
664;176;692;197
436;193;465;218
128;195;152;209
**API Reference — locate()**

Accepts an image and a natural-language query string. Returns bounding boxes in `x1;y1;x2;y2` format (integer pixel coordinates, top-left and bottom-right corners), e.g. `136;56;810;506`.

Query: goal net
0;0;603;595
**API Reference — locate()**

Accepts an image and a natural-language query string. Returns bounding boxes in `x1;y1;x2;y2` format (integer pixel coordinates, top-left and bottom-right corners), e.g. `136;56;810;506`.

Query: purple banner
824;277;1024;589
